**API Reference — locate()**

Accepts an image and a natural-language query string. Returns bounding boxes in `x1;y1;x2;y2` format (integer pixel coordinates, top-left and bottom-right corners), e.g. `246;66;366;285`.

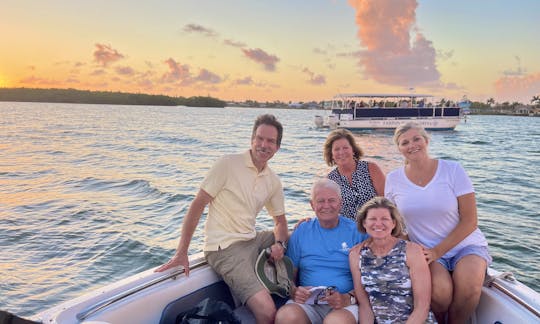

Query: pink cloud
90;69;106;76
115;66;135;76
494;72;540;103
347;0;440;86
302;68;326;85
224;39;246;48
137;79;154;89
234;76;253;85
194;69;222;84
93;43;124;67
19;75;58;86
161;58;222;86
66;77;80;84
161;58;191;83
242;48;280;71
183;24;217;38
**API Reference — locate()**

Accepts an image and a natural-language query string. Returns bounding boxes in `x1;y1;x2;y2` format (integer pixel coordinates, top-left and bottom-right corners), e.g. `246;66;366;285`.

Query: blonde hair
356;197;405;237
393;122;430;146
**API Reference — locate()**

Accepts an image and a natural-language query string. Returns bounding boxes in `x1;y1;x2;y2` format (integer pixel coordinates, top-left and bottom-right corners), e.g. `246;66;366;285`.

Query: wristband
276;240;287;251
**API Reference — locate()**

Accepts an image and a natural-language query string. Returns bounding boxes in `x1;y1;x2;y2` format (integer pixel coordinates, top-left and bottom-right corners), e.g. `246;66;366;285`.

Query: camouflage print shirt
360;239;436;323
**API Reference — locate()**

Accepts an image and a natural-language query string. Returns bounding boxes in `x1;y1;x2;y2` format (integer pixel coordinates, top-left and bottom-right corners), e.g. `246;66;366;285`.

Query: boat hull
32;255;539;324
315;93;465;131
338;116;461;131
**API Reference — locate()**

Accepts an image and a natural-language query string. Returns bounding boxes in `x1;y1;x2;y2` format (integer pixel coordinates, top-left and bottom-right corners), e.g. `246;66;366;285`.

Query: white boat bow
31;253;540;324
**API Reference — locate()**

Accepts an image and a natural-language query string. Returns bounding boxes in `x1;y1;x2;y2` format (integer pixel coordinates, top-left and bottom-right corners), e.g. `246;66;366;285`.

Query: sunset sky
1;0;539;103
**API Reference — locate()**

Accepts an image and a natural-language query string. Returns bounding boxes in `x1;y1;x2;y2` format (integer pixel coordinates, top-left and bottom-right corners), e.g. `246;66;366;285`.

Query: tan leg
246;289;277;324
429;262;453;324
448;255;487;324
323;308;356;324
275;303;310;324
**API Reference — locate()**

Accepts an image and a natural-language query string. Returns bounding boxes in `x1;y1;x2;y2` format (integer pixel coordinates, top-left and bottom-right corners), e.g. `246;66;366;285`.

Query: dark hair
252;114;283;147
323;129;363;166
356;197;405;237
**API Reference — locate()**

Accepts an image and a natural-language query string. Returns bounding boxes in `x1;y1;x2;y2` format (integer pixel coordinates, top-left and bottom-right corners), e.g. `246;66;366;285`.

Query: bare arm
368;161;385;196
155;189;212;274
426;193;478;263
269;214;288;260
406;242;431;324
349;244;375;323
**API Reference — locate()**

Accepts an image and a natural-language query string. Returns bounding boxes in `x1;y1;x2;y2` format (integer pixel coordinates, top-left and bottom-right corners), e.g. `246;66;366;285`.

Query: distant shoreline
1;87;537;116
0;87;226;108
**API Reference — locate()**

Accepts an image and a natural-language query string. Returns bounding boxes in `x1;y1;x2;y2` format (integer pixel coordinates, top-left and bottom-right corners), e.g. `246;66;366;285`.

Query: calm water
1;102;539;317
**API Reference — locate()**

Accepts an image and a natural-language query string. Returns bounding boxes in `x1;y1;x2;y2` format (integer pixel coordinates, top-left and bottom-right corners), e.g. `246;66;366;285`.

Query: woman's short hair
393;122;430;146
356;196;405;237
323;129;363;166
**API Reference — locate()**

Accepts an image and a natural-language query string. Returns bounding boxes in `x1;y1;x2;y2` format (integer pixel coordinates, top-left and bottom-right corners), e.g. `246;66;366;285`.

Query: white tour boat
29;252;540;324
314;93;464;131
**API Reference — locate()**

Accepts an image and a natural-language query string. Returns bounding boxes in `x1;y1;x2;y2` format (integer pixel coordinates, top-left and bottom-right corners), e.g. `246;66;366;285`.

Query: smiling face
311;185;342;228
396;128;430;162
250;123;279;170
362;207;396;239
331;137;355;167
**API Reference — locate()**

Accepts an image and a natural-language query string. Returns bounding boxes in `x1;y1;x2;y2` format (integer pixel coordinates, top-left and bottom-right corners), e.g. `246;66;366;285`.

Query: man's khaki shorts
205;231;275;304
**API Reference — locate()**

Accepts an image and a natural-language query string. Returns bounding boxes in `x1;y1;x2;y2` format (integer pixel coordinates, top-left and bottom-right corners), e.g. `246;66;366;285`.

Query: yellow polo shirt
201;150;285;251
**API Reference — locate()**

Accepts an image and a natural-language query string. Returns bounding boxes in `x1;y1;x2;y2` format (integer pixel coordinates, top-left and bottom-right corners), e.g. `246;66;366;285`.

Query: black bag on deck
175;297;240;324
0;310;40;324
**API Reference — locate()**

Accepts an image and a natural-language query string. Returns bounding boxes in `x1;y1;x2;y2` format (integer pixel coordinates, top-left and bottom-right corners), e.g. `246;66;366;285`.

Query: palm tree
487;98;495;106
531;95;540;107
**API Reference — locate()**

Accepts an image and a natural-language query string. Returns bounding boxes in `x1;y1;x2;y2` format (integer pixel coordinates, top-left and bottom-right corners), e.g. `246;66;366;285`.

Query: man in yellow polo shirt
157;114;288;324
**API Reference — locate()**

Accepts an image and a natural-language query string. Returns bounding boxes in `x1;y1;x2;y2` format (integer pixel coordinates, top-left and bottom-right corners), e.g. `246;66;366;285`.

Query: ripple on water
0;104;538;317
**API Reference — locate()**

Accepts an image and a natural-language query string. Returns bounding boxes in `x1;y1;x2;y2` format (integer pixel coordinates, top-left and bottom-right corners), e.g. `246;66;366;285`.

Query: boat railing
485;271;540;318
76;258;208;322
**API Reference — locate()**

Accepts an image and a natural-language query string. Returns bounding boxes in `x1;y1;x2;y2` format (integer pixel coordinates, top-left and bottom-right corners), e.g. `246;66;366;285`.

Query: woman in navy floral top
323;129;385;220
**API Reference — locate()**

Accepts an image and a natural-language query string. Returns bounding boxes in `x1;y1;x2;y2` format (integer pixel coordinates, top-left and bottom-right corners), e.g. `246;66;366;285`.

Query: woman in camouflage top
349;197;436;323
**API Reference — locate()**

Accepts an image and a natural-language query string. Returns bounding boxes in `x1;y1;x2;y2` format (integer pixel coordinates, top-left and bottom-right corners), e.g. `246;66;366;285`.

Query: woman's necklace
406;159;437;186
370;237;397;266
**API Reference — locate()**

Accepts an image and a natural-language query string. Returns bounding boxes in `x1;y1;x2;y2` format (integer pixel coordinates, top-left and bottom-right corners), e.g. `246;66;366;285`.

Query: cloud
93;43;124;67
193;69;222;84
90;69;106;76
66;77;80;84
161;58;191;83
183;24;218;38
302;68;326;85
503;56;527;77
161;58;223;86
313;48;327;55
242;48;280;71
137;78;154;89
494;72;540;103
233;76;253;85
18;75;58;86
223;39;246;48
115;66;135;76
347;0;440;87
437;49;454;62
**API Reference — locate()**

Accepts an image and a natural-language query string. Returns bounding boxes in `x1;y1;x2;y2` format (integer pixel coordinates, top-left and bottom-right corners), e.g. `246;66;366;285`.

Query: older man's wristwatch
348;292;357;305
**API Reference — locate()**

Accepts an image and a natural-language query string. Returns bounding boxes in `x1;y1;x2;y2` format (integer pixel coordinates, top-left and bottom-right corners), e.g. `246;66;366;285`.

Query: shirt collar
244;150;269;175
